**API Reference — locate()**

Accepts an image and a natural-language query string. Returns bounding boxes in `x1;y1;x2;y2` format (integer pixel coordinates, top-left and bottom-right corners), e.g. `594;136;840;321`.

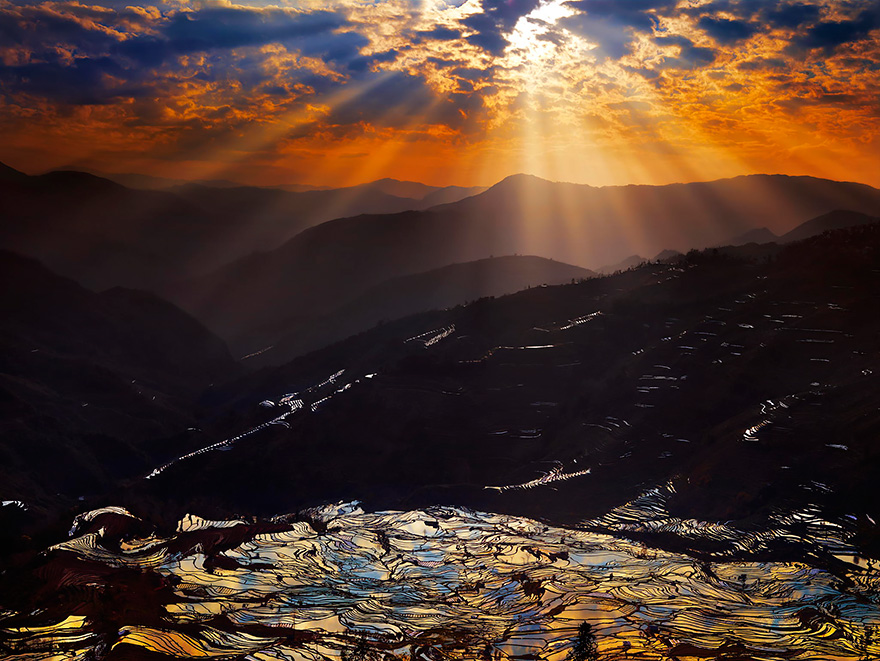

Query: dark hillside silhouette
252;255;594;364
172;174;880;354
0;163;481;293
0;251;239;510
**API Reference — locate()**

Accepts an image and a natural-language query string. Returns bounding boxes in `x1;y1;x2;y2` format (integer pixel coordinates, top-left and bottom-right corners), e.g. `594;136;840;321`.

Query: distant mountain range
725;227;779;246
80;167;485;202
170;173;880;356
0;162;483;291
436;173;880;265
778;209;879;243
722;210;880;247
64;169;270;191
250;255;595;365
2;161;879;362
597;254;649;274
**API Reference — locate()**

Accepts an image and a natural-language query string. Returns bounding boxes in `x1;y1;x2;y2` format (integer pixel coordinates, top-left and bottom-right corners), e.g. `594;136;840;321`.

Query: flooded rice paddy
3;499;879;661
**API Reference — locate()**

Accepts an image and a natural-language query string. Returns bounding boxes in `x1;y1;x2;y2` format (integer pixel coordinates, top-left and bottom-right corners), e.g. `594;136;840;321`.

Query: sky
1;0;878;188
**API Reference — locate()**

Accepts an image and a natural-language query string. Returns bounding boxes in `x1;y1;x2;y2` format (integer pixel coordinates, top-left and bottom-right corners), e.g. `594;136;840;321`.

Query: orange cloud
0;0;877;187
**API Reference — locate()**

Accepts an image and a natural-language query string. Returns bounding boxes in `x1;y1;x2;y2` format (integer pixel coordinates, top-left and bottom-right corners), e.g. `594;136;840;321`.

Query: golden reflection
6;503;879;661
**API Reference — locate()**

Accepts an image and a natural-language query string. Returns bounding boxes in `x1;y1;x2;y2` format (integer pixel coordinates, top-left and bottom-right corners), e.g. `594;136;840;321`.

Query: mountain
169;182;426;242
597;254;647;274
0;164;452;292
779;209;879;243
654;249;684;262
76;170;247;191
347;177;439;200
173;173;880;354
0;251;239;510
128;223;880;543
0;161;27;181
420;184;487;206
0;167;217;289
318;178;485;204
725;227;778;246
87;167;482;204
249;255;595;365
74;167;327;192
436;173;880;268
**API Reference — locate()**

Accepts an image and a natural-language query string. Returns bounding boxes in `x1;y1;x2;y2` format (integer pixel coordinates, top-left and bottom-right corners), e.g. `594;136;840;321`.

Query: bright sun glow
505;0;577;87
0;0;876;187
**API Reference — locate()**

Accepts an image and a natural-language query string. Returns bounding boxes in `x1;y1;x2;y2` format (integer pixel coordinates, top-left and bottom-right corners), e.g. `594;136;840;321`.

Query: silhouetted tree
342;637;378;661
570;622;599;661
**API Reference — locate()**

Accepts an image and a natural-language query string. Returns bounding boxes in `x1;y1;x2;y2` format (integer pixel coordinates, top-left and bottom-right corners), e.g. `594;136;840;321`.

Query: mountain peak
494;173;553;186
38;169;127;191
781;209;878;243
0;161;27;181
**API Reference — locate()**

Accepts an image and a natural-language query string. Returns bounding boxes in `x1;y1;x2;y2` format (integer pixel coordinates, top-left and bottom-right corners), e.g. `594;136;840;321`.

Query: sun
504;0;578;89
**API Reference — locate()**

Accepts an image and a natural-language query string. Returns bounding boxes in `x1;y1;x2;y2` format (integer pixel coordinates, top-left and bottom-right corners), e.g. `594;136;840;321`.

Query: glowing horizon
1;0;878;189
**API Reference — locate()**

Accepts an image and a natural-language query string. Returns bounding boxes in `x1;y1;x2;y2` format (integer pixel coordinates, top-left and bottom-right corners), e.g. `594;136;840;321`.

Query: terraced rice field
3;501;879;660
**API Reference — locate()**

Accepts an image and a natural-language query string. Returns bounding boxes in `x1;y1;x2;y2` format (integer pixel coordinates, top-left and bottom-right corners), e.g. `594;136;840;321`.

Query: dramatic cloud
0;0;877;187
561;0;677;58
789;2;880;53
697;16;758;45
460;0;541;54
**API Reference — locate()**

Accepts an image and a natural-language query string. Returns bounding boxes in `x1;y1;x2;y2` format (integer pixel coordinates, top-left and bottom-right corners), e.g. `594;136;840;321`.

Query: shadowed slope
779;209;879;243
173;174;880;354
0;163;479;293
135;225;880;550
0;251;239;509
251;255;595;365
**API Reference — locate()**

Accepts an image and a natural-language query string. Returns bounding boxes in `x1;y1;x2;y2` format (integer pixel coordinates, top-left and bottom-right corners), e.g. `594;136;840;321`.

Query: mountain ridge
0;164;481;292
171;174;880;354
133;222;880;538
250;254;595;365
0;250;239;509
780;209;878;243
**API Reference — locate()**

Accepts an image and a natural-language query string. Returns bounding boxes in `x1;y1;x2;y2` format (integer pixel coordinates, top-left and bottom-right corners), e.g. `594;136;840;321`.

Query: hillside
130;223;880;548
0;251;239;511
597;254;648;274
779;209;879;243
0;163;480;292
172;174;880;353
251;255;595;365
0;165;256;289
724;227;778;246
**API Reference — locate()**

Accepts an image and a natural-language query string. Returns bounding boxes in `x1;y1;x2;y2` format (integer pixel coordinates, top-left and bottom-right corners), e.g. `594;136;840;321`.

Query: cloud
697;16;758;45
764;3;821;29
452;66;495;82
561;0;678;59
684;1;879;55
0;1;374;109
414;25;462;42
0;55;152;104
654;35;717;69
323;69;485;132
162;7;347;53
789;2;880;53
736;57;788;71
0;2;127;56
0;0;877;188
459;0;541;55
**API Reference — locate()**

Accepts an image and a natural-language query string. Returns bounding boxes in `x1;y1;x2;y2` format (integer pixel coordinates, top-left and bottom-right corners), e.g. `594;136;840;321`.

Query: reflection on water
3;500;880;660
